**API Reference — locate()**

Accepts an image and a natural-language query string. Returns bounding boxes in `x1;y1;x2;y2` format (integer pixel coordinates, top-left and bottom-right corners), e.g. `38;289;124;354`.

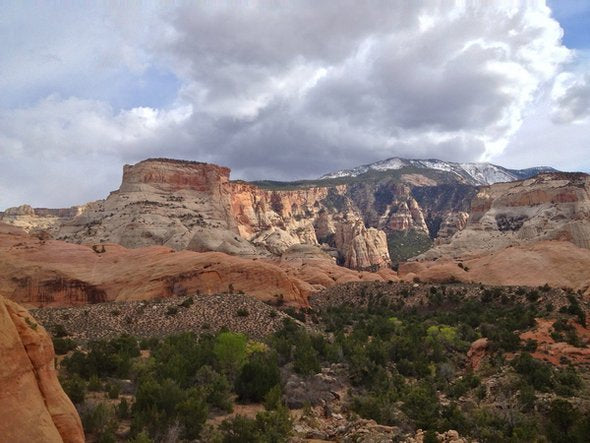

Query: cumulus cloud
0;1;586;208
496;92;590;172
147;1;571;178
0;96;192;208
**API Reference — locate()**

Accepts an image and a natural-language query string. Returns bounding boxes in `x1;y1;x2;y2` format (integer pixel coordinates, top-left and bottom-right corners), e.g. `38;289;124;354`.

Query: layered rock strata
3;160;587;272
418;173;590;259
3;159;397;270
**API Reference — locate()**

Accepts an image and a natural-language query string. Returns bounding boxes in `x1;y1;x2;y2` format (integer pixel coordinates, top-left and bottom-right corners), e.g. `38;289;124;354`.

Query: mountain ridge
320;156;557;185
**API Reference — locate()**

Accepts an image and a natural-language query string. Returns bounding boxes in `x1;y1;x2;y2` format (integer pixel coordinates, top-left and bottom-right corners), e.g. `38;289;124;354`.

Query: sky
1;1;589;209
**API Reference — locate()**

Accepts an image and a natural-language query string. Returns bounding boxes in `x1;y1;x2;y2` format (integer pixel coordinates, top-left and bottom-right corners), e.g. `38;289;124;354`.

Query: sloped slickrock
400;240;590;296
0;224;397;307
520;318;590;366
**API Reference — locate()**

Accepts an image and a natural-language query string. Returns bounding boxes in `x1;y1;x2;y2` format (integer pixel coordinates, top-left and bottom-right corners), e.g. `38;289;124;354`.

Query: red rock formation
400;240;590;296
120;158;232;193
467;338;489;370
0;224;397;308
0;294;84;442
50;159;393;269
520;319;590;366
421;172;590;260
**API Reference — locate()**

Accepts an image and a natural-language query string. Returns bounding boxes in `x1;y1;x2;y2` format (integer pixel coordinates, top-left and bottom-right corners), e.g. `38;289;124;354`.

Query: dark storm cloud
155;1;566;179
1;1;585;209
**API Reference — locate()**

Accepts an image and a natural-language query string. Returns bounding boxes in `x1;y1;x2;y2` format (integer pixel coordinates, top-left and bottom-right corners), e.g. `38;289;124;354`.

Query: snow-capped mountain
320;157;557;185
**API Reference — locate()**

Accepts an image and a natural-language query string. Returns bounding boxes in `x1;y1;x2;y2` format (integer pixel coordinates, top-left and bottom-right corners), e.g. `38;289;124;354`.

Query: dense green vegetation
59;331;290;442
55;284;590;442
303;286;590;441
386;229;433;263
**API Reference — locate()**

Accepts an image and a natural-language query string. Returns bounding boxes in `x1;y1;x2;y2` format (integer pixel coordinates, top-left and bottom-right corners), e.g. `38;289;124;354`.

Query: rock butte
1;159;589;302
0;158;473;270
0;294;84;442
0;224;397;308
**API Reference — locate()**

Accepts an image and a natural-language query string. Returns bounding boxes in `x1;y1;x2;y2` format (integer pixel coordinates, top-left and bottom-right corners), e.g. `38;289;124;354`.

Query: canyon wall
3;159;588;273
3;159;401;270
418;172;590;260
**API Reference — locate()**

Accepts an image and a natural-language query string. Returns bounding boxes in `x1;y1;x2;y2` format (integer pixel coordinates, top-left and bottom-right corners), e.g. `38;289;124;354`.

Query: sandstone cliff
4;159;582;272
0;204;83;236
418;172;590;260
2;159;396;270
0;294;84;442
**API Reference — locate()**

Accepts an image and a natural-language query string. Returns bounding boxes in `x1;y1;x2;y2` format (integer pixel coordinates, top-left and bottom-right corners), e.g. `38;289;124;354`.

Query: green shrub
107;383;120;399
255;405;292;442
165;306;178;316
82;403;116;439
60;374;86;404
52;323;69;337
178;297;194;308
220;415;260;443
264;384;282;411
219;407;292;443
128;431;152;443
236;308;249;317
512;353;553;391
176;388;209;440
195;365;233;412
293;338;320;376
235;352;280;402
53;337;76;355
117;398;130;419
63;335;140;379
214;332;248;376
402;383;440;429
88;375;102;392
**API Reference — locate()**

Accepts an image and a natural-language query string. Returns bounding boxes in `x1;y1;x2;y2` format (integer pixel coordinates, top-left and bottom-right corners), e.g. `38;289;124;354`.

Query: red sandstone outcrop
467;338;489;370
4;160;587;275
0;224;397;308
520;319;590;366
0;294;84;442
120;158;232;194
400;240;590;296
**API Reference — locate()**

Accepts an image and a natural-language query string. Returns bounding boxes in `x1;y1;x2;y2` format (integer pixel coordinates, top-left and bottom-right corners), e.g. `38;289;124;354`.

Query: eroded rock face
0;204;83;236
14;159;394;270
399;240;590;296
0;295;84;443
419;173;590;260
467;338;489;370
7;159;582;272
0;224;397;308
